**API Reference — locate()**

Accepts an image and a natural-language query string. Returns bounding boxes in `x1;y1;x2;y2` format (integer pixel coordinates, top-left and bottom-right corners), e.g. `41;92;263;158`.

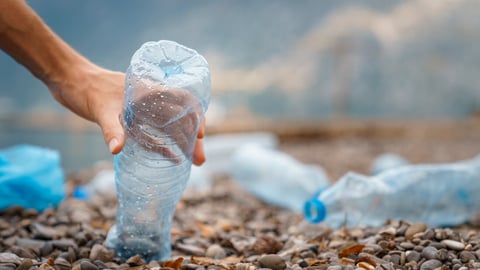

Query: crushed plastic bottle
0;144;64;211
371;153;409;175
186;132;278;193
105;40;210;261
229;143;329;212
304;155;480;228
204;132;278;174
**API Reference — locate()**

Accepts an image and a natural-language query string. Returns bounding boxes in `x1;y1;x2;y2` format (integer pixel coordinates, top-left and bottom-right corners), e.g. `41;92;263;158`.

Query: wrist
46;56;96;94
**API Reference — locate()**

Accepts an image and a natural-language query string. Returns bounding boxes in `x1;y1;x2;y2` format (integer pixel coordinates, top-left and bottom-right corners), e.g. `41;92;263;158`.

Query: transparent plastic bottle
229;143;329;212
105;40;210;261
370;153;409;175
304;155;480;228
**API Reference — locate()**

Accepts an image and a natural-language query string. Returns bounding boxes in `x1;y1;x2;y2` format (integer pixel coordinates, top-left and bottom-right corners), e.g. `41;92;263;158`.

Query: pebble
79;260;99;270
399;242;414;250
16;259;33;270
15;238;46;249
89;244;114;262
405;250;421;262
259;254;286;270
458;250;476;263
176;243;206;256
251;235;283;255
205;244;227;259
2;169;480;270
420;259;442;270
50;239;78;251
421;246;437;260
441;239;465;251
0;253;21;265
0;263;16;270
30;223;60;239
405;222;427;240
54;257;71;270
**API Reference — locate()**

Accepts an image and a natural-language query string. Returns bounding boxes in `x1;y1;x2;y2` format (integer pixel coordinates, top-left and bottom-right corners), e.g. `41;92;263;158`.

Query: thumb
99;114;125;155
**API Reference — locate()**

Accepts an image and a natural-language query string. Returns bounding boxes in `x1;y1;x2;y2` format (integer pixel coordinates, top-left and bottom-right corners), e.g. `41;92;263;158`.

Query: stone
205;244;227;259
80;260;99;270
419;259;442;270
176;243;206;256
30;223;59;240
405;250;421;263
0;263;16;270
420;246;437;260
405;223;427;240
441;240;465;251
16;259;33;270
251;235;284;255
0;253;21;265
54;257;72;270
89;244;114;262
50;239;78;251
458;250;476;263
259;254;286;270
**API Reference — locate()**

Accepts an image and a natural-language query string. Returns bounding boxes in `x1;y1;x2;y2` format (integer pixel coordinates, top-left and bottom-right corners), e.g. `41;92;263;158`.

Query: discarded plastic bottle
371;153;409;175
105;40;210;261
229;143;329;212
305;155;480;228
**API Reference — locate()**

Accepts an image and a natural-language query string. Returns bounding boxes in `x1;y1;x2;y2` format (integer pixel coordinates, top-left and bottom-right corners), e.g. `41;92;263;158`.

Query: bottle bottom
106;224;171;262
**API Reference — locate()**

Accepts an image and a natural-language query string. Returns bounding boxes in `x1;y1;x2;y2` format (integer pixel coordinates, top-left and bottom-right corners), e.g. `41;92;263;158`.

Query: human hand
49;64;206;165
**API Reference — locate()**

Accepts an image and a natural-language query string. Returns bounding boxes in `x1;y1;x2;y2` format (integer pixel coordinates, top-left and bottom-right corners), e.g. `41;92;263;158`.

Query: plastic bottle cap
304;198;327;223
72;187;90;200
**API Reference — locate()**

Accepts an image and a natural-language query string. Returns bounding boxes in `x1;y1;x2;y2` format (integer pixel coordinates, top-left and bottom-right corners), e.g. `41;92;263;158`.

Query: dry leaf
191;256;243;269
306;258;328;266
162;257;184;269
195;221;216;239
338;243;365;257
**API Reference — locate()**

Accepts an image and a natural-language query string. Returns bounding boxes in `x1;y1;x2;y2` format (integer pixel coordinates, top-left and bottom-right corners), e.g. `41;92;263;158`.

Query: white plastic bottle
105;40;210;261
229;143;329;212
304;155;480;228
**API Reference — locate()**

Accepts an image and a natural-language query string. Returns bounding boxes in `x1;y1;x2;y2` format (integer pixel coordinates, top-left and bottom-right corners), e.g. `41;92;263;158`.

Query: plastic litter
0;144;64;211
105;40;210;261
229;143;329;212
305;155;480;228
371;153;409;175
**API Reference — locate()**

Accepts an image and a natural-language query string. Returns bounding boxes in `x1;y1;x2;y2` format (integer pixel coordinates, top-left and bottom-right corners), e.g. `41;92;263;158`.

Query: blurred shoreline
2;110;480;173
2;110;480;138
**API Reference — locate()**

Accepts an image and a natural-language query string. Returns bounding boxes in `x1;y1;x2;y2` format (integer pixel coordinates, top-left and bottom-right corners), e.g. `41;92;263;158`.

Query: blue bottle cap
304;198;327;223
72;187;90;200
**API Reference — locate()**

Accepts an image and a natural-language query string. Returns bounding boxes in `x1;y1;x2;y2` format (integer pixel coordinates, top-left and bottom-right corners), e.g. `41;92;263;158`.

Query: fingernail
108;138;119;153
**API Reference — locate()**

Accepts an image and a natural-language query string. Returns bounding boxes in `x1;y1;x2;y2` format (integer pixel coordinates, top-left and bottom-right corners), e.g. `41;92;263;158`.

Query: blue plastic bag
0;144;65;211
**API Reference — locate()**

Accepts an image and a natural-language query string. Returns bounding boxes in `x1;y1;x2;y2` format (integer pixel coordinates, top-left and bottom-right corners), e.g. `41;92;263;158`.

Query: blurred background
1;0;479;172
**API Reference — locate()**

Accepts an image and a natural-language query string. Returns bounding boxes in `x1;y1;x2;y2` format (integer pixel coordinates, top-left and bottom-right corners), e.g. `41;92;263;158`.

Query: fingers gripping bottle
106;40;210;261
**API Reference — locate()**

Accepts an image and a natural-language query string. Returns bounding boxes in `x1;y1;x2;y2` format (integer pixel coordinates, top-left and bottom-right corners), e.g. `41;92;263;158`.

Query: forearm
0;0;92;91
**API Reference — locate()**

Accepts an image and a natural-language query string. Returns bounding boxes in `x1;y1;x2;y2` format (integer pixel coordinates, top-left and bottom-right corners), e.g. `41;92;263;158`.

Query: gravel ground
2;120;480;270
